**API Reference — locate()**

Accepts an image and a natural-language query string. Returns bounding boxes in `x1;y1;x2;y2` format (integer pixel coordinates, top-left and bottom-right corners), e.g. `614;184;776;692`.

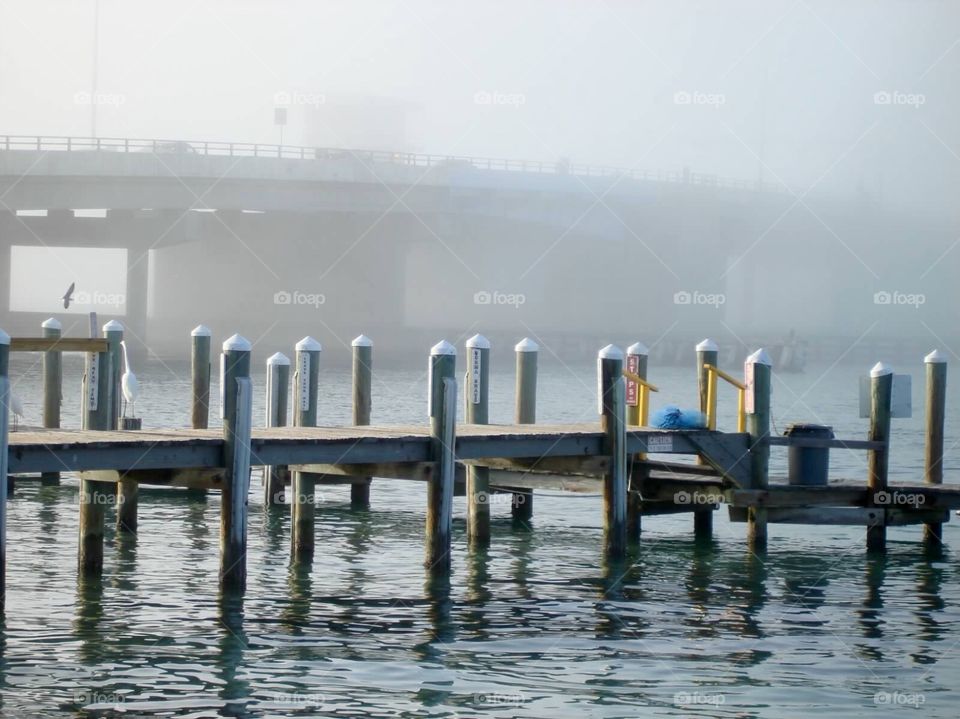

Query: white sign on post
298;353;311;412
470;348;482;404
86;353;99;411
744;361;755;414
626;354;639;407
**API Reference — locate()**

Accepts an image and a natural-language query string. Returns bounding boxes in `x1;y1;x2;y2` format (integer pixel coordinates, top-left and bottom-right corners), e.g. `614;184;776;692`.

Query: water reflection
217;589;250;717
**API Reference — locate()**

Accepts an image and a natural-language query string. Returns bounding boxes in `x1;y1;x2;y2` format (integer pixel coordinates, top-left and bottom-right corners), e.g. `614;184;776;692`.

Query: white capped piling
745;349;772;548
264;352;290;507
79;323;111;574
102;320;124;430
0;330;9;608
923;350;947;545
694;338;719;538
220;334;253;589
511;338;538;521
191;325;212;429
351;335;373;508
867;362;894;552
291;336;321;559
41;318;62;485
598;344;627;557
625;341;649;541
427;340;457;573
465;334;491;545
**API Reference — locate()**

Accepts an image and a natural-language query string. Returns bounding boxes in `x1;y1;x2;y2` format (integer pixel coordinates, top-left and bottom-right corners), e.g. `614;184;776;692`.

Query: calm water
2;351;960;718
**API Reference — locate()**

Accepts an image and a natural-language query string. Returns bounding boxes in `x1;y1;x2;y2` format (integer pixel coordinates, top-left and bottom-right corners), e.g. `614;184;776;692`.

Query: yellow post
737;387;746;432
706;366;718;430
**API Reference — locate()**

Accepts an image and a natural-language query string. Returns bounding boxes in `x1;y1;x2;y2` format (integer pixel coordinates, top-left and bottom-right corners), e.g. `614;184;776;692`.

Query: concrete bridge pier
124;248;150;356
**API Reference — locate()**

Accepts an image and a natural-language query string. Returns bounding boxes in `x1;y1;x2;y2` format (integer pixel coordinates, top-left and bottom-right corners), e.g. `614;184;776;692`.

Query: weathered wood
510;338;538;521
730;506;949;526
461;455;609;476
81;467;226;489
694;339;718;538
264;352;290;506
866;363;893;551
426;342;457;573
599;344;627;557
923;350;947;545
10;337;108;353
116;478;138;533
291;336;321;560
78;322;110;575
102;321;123;430
220;336;252;590
40;318;62;485
767;436;885;450
625;341;648;542
465;334;491;545
190;325;212;430
745;349;772;548
0;341;9;608
350;335;373;508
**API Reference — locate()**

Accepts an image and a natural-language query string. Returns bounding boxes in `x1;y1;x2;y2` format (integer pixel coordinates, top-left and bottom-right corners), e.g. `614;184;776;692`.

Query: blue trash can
785;423;834;486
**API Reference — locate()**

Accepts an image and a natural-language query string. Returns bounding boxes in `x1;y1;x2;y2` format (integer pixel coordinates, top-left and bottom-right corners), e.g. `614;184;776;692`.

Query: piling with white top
427;340;457;573
41;318;62;485
867;362;893;552
220;334;253;590
694;338;718;539
79;321;112;574
598;344;627;557
745;349;772;548
191;325;212;430
923;350;947;545
511;338;538;521
625;341;649;541
0;330;9;608
264;352;290;507
103;320;124;430
291;336;321;560
465;334;491;545
351;335;373;508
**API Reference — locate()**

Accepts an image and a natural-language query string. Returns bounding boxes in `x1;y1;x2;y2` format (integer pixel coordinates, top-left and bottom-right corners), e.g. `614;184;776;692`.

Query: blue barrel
785;423;834;486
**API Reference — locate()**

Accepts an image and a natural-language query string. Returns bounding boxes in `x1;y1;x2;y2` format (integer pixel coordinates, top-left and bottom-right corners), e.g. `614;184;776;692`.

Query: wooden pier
0;323;957;604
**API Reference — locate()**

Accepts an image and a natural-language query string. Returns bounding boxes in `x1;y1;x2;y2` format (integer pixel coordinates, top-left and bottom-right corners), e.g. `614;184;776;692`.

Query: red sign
626;354;640;406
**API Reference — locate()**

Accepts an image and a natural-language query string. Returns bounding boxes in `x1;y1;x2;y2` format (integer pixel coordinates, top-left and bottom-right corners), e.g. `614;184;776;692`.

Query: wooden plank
767;436;884;450
461;455;608;477
489;470;598;493
684;432;753;487
10;337;109;353
79;468;225;490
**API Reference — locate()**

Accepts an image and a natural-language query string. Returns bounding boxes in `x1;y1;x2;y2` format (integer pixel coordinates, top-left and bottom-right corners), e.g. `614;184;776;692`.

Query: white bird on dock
9;392;23;431
120;340;139;418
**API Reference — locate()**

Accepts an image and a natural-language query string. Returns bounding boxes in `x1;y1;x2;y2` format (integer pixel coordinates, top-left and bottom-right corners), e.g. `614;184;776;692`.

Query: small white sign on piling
470;347;482;404
298;352;311;412
86;353;99;411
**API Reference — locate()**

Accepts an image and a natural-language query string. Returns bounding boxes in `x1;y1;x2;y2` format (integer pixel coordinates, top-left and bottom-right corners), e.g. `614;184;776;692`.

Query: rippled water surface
2;353;960;718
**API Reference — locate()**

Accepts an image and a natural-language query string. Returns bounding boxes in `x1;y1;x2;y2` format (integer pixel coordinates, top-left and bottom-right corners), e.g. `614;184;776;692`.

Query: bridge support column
125;250;149;354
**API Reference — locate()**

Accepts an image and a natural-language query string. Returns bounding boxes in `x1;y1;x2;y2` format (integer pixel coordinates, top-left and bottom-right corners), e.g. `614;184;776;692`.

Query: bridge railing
0;135;785;193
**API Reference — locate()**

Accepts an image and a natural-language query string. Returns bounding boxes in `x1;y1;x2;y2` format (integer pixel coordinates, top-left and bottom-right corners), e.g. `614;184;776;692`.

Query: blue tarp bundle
650;404;707;429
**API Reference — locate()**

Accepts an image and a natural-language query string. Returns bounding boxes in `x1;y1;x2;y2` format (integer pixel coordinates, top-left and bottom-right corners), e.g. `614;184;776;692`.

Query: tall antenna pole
91;0;100;137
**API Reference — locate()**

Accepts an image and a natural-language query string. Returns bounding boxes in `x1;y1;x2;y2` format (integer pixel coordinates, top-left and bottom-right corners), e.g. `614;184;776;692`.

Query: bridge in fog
0;136;953;358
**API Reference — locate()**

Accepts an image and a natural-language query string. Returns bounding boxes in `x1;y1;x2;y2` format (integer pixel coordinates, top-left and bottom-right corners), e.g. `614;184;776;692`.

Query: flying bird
61;282;75;309
120;340;139;418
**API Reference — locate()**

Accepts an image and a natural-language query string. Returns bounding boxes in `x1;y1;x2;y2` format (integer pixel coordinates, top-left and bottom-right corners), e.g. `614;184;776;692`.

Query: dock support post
351;335;373;508
220;334;253;590
465;334;491;546
103;320;124;429
264;352;290;507
599;344;627;558
625;341;648;542
291;336;321;560
923;350;947;546
746;349;772;549
867;362;893;552
41;318;62;485
79;324;112;575
0;330;9;609
427;341;457;573
191;325;212;429
694;339;718;539
511;338;538;522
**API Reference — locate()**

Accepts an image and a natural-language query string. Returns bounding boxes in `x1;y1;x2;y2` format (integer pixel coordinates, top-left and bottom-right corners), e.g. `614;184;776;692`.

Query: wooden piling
867;362;893;552
41;318;62;485
923;350;947;545
599;344;627;557
350;335;373;508
291;336;321;560
625;341;648;542
190;325;212;430
465;334;491;545
426;341;457;572
102;320;124;429
694;339;718;538
511;338;538;521
746;349;772;549
264;352;290;507
79;324;112;574
0;329;9;609
220;334;253;589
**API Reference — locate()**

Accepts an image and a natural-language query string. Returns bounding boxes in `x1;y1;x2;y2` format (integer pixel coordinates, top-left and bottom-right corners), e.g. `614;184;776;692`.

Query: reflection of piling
923;351;947;546
350;335;373;508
